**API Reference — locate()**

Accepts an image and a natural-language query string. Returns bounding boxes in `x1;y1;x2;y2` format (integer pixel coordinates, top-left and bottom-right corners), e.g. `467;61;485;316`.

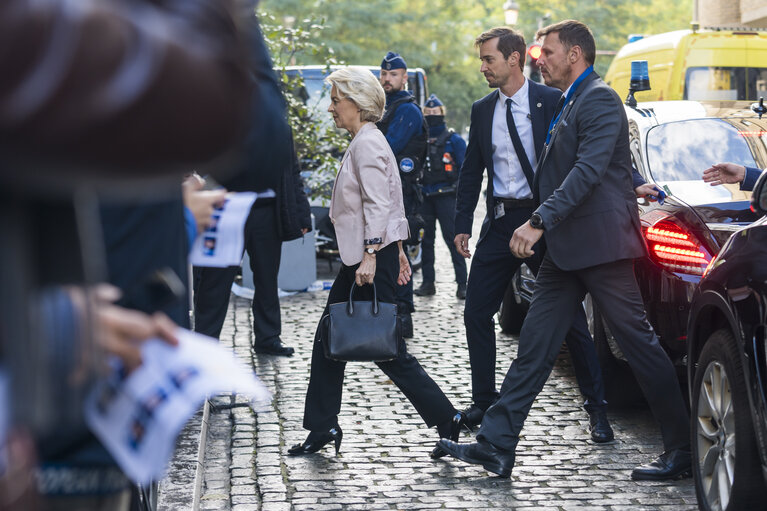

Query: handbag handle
347;282;379;316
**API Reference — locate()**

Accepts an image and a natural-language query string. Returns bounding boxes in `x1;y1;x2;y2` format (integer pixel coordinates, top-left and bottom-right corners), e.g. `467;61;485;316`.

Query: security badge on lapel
544;99;573;151
494;202;505;219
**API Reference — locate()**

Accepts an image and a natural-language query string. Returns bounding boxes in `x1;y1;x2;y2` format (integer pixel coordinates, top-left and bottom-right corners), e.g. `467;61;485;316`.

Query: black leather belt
496;198;536;209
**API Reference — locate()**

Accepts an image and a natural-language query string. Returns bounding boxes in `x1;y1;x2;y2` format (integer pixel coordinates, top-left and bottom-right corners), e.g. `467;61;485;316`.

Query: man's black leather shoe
456;283;467;300
631;448;692;481
401;313;414;338
436;439;515;478
460;404;485;431
254;339;294;357
431;412;468;459
414;282;436;296
587;408;614;443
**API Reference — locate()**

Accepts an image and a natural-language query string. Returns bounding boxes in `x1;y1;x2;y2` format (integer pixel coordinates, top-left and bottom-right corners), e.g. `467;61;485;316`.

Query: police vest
376;96;427;181
424;129;458;186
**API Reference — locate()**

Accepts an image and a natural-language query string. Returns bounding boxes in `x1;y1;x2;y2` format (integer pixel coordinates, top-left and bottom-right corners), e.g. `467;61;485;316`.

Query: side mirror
752;170;767;216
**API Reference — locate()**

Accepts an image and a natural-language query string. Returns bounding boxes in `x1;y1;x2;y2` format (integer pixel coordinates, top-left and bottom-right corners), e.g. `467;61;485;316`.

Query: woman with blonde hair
288;66;465;458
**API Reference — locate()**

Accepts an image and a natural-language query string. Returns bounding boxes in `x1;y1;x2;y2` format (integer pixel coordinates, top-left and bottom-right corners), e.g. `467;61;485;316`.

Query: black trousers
464;206;606;410
302;242;455;431
420;192;467;286
478;256;690;453
193;204;282;344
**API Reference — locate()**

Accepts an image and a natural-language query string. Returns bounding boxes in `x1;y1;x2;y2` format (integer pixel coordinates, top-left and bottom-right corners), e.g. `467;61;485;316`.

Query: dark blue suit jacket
533;72;646;270
744;166;763;191
455;80;561;242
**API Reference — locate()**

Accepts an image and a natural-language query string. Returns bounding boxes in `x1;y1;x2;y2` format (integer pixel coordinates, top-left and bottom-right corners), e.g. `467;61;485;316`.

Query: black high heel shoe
287;425;343;456
431;412;467;459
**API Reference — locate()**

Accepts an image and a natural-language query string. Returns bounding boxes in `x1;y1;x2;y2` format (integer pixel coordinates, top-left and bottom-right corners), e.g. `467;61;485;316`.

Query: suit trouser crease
464;209;605;409
303;243;455;431
478;256;689;453
420;193;467;285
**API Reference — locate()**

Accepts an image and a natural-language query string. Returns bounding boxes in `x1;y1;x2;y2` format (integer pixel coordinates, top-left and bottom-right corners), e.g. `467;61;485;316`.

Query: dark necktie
505;98;535;190
554;95;566;119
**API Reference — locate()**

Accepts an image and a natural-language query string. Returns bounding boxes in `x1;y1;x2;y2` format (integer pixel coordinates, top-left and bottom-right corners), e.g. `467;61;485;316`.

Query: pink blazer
329;122;409;266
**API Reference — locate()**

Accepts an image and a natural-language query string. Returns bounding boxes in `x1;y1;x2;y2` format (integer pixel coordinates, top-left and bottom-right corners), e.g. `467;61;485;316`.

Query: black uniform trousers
395;185;419;314
478;256;690;453
464;204;606;411
193;203;282;344
302;242;455;432
420;192;467;286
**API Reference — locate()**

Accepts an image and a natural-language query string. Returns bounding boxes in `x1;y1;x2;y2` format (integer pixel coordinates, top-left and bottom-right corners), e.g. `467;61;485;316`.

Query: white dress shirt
491;79;537;199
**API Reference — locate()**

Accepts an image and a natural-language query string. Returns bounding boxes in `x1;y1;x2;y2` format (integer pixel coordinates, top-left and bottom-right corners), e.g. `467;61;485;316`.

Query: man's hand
73;285;179;371
454;233;472;258
702;163;746;186
182;174;227;233
96;305;178;371
635;183;660;199
509;222;543;259
355;253;376;286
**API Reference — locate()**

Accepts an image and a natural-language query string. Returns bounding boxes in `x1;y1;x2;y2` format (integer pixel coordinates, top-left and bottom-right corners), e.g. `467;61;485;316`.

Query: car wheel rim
696;361;735;511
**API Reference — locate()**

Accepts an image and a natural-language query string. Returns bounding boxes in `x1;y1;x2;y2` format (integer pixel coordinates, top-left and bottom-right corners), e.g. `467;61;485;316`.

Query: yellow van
605;28;767;102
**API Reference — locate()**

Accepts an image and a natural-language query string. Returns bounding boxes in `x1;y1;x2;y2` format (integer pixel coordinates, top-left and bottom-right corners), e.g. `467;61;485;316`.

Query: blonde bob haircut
325;66;386;123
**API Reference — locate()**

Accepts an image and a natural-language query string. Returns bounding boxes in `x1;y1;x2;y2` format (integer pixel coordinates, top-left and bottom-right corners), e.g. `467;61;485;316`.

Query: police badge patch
399;158;415;173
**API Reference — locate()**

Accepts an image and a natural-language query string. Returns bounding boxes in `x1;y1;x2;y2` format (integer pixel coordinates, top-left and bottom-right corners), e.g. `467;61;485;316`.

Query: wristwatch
365;247;378;255
529;212;545;230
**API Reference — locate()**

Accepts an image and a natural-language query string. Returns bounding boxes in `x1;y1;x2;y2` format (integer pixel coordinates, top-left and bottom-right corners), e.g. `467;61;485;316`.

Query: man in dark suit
439;20;691;481
193;143;312;356
453;26;613;443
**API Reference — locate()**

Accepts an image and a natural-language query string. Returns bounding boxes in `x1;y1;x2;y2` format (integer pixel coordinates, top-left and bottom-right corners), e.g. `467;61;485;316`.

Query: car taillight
641;214;712;276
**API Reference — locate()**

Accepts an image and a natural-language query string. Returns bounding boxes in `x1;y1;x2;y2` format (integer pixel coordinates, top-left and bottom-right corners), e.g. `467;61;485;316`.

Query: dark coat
454;80;561;243
278;147;312;241
533;72;646;271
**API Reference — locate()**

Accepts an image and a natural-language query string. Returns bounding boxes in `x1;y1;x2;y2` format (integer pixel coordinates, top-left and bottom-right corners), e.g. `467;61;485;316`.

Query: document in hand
190;190;275;267
84;329;271;484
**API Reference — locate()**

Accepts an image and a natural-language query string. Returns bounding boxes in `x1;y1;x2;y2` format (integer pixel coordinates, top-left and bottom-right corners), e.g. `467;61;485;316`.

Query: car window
685;67;767;101
645;118;759;203
301;77;330;112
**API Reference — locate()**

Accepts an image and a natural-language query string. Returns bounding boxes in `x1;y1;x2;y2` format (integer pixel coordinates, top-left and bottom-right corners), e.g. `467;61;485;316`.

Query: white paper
190;191;272;267
84;329;271;484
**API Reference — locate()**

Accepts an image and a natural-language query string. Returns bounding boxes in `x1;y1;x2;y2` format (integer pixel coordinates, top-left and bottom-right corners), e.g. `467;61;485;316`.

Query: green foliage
260;0;692;132
259;12;349;204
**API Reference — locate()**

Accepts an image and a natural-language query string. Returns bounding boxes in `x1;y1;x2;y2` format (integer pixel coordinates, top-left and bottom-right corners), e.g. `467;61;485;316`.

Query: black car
499;100;765;403
686;171;767;511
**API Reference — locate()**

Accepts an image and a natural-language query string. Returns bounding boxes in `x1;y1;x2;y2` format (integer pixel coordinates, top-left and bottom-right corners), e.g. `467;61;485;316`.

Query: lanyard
545;66;593;145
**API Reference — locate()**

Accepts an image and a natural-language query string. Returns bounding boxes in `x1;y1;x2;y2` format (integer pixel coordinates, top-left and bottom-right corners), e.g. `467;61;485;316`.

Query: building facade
697;0;767;28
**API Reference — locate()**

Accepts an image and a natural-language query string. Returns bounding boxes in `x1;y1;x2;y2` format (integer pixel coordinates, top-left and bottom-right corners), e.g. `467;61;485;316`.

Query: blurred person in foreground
0;0;259;509
287;67;466;458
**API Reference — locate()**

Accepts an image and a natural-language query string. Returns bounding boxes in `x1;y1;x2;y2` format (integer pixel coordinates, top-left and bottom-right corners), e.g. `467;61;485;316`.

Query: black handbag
321;282;399;362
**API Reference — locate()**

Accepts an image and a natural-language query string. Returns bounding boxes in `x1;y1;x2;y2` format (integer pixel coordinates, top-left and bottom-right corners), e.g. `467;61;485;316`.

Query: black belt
496;197;536;209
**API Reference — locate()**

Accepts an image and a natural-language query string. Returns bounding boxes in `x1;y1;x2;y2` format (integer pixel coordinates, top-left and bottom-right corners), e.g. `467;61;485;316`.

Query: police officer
415;94;468;299
377;52;428;338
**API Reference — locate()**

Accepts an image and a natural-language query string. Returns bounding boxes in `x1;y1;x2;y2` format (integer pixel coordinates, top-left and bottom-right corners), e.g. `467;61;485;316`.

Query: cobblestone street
160;213;698;510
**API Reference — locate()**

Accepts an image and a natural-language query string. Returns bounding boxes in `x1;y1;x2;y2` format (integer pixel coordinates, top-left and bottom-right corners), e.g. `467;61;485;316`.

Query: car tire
591;303;645;407
498;275;527;335
691;328;767;511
